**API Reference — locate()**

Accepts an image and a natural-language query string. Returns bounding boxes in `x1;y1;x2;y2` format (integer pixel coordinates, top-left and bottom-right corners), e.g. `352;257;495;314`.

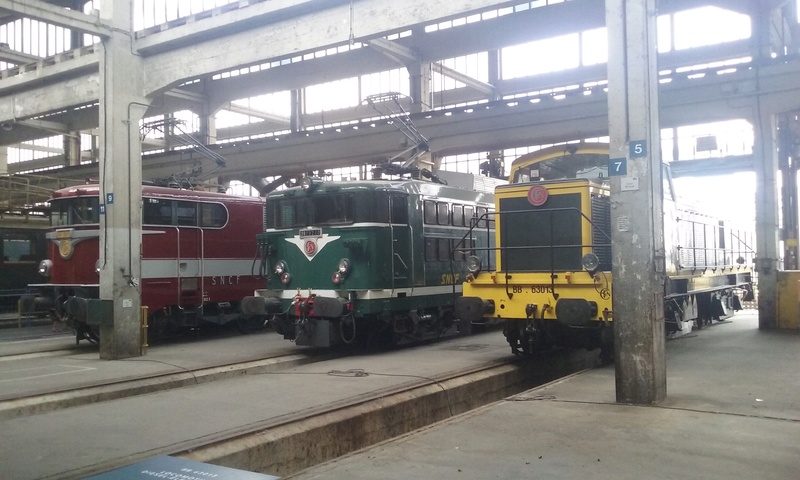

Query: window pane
424;200;437;224
437;202;450;225
176;201;198;226
143;198;173;225
464;205;475;226
391;194;408;224
201;203;227;227
452;204;464;226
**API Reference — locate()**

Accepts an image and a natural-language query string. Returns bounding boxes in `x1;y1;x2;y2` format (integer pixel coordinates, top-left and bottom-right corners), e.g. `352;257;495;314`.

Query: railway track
62;347;599;479
0;350;340;420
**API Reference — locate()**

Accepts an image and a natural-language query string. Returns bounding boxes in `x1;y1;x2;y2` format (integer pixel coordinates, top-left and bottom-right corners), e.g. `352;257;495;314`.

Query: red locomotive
30;182;264;343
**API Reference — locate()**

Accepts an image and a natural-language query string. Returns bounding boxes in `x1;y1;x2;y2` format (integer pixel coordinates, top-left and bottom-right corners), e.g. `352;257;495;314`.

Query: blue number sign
608;157;627;176
629;140;647;158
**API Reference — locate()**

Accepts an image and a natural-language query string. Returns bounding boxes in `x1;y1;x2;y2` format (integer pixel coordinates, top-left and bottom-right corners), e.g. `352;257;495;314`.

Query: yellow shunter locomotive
455;143;754;359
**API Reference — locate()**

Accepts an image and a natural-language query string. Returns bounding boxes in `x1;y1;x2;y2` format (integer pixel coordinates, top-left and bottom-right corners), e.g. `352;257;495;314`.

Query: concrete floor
292;312;800;480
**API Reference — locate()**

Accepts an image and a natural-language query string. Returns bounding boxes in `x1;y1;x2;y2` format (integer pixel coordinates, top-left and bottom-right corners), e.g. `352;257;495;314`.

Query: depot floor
1;311;798;480
292;312;799;480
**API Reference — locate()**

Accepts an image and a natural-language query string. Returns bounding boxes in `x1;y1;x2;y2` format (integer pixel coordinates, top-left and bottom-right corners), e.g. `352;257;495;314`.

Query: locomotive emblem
58;239;74;259
305;240;317;256
286;233;341;260
56;229;74;259
527;185;548;206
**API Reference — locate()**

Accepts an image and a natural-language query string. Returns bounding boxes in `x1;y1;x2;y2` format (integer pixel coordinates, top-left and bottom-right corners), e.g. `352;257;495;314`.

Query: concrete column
290;89;304;133
487;50;501;102
64;133;81;166
97;0;149;359
754;109;780;329
408;61;432;113
0;146;7;175
606;0;666;404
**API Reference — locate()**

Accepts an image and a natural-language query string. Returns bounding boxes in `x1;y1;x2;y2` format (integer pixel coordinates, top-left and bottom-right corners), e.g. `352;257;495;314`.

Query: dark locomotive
240;170;499;348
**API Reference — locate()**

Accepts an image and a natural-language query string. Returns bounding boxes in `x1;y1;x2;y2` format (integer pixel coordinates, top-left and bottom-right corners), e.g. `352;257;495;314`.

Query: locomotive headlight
581;253;600;273
301;176;321;192
275;260;288;275
280;272;292;284
466;255;482;274
332;271;343;284
95;259;101;274
38;259;53;277
337;258;350;275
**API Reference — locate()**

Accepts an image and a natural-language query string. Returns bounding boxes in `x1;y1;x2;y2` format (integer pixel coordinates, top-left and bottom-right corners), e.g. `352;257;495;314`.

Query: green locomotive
241;171;498;347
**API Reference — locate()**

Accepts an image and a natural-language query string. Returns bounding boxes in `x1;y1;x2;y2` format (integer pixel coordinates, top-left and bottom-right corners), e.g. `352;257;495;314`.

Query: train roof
50;183;262;204
509;142;609;170
496;177;607;192
267;172;498;205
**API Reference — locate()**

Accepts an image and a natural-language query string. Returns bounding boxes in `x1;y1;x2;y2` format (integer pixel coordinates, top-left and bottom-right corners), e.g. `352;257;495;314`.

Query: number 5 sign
629;140;647;158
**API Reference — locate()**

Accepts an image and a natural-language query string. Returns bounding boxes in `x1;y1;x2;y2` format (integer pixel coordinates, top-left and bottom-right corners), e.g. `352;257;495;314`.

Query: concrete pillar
606;0;666;404
199;80;219;144
97;0;149;359
0;146;7;175
487;50;500;86
64;133;81;166
754;109;780;329
290;89;304;133
408;61;432;113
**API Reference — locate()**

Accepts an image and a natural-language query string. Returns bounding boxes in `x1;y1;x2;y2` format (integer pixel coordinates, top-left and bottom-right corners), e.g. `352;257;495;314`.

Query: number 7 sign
608;157;627;176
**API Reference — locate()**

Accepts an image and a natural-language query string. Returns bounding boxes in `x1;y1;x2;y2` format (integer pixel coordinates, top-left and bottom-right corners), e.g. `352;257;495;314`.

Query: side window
476;207;488;228
176;201;198;226
424;237;437;261
464;205;475;226
375;193;390;223
143;198;173;225
200;203;227;228
423;200;437;225
437;202;450;225
390;194;408;224
2;236;33;262
452;204;464;227
276;200;295;228
487;208;495;229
